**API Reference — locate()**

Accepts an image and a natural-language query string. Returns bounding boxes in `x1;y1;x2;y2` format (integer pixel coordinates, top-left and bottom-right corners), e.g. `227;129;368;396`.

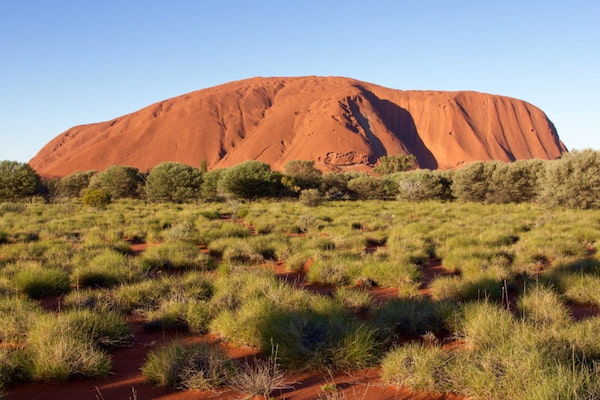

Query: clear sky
1;0;598;162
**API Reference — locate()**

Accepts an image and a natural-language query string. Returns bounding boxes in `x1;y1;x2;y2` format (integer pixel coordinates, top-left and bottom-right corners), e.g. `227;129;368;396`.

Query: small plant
142;342;236;390
229;349;291;398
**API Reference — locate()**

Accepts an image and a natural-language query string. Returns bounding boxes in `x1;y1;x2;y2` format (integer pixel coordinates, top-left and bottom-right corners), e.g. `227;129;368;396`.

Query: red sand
29;76;566;177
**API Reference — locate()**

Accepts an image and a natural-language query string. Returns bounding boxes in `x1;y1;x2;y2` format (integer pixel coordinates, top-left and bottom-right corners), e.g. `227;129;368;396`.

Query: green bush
81;188;111;208
142;342;236;390
347;175;388;200
283;160;323;192
452;161;499;202
539;149;600;209
54;170;96;199
299;188;324;207
88;165;143;199
0;161;41;202
145;162;203;203
218;161;281;200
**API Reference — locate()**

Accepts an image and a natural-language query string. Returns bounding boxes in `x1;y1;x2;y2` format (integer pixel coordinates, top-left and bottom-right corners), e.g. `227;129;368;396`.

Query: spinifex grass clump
74;248;137;288
381;342;451;392
140;242;215;271
0;296;44;344
57;309;134;348
382;300;600;400
13;262;71;298
0;347;32;389
145;297;212;334
258;309;379;371
371;297;448;340
142;342;236;390
26;314;112;381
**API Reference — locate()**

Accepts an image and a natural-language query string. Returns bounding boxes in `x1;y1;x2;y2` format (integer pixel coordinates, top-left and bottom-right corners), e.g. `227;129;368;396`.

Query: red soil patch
418;258;455;297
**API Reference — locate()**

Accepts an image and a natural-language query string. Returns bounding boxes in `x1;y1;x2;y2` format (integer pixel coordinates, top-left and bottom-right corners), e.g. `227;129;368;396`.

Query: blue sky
1;0;598;162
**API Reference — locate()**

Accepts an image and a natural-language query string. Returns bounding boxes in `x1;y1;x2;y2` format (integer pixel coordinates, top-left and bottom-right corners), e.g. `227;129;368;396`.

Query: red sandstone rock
29;76;567;177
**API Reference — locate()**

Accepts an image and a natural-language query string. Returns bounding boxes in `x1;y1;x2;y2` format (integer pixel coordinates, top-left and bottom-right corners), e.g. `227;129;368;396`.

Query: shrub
200;169;225;201
0;160;41;202
347;175;387;200
145;162;203;203
394;169;453;201
218;161;281;200
373;154;417;175
142;342;236;390
54;170;96;199
88;165;143;199
81;188;111;208
452;161;499;202
487;160;544;203
14;264;71;298
283;160;322;192
299;188;324;207
538;149;600;209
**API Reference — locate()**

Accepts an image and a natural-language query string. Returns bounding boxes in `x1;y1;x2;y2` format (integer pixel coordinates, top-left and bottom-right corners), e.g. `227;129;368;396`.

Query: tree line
1;149;599;209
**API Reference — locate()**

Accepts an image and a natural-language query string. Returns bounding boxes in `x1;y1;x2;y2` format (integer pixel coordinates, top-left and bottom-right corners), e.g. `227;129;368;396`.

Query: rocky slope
30;76;567;177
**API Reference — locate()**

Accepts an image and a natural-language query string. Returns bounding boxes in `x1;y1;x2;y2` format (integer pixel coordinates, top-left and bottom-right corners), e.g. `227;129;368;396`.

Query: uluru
29;76;567;177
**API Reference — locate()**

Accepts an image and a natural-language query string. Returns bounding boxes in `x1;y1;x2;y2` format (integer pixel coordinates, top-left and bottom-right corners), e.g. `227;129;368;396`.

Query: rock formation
30;76;567;177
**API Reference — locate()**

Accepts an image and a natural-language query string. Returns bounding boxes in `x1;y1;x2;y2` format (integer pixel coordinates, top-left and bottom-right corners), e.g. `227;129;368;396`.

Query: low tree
0;161;41;202
200;169;225;201
394;169;453;201
321;172;353;199
538;149;600;209
218;161;281;200
373;154;417;175
282;160;323;193
487;160;545;204
145;162;203;203
347;175;389;200
55;170;96;199
451;161;499;202
89;165;143;199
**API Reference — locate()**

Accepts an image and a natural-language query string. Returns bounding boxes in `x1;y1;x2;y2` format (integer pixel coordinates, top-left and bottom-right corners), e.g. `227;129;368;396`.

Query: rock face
30;76;567;177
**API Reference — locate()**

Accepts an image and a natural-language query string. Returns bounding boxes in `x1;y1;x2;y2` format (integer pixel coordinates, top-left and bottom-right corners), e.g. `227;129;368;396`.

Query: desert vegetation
1;152;600;399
